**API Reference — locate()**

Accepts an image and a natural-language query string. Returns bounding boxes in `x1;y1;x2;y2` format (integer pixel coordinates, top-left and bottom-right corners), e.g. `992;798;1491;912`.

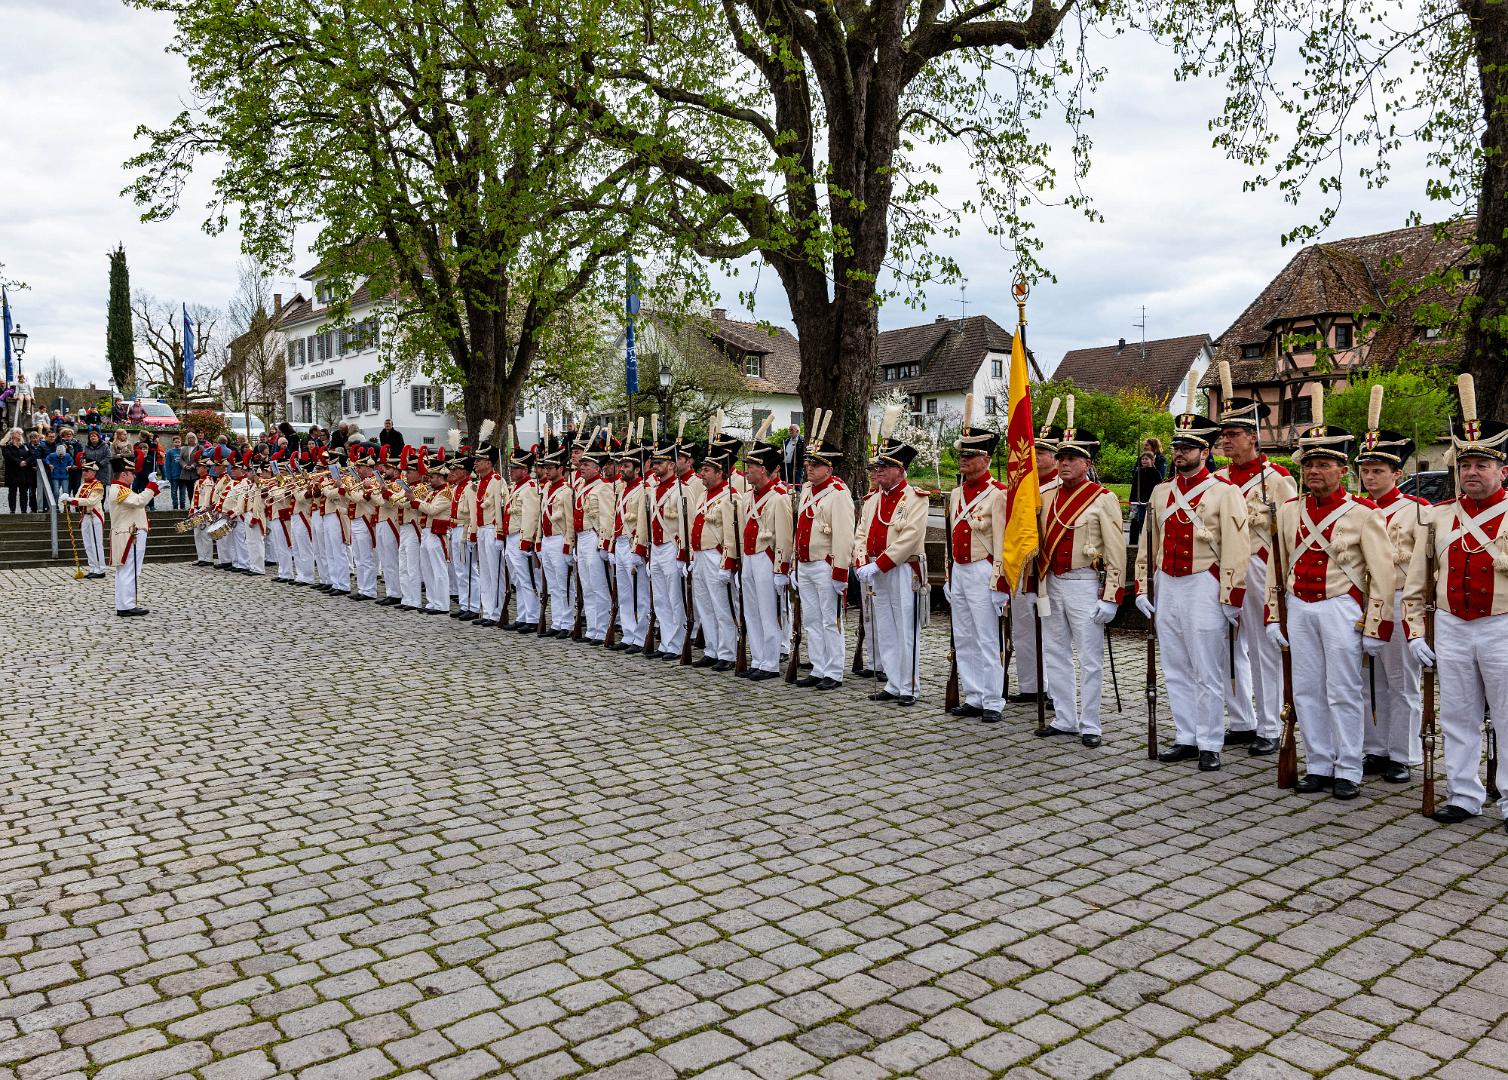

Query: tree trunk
789;292;882;498
1464;0;1508;420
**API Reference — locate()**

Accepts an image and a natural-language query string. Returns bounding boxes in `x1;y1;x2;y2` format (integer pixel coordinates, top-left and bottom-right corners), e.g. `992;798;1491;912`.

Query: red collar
1374;486;1402;508
1461;488;1508;515
704;480;727;499
755;479;778;499
621;476;641;493
1306;486;1347;511
1226;455;1266;483
1040;469;1060;485
960;475;990;499
1175;467;1210;492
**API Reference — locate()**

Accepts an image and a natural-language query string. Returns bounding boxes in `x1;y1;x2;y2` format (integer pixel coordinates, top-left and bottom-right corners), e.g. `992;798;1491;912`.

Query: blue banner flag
625;259;640;396
182;304;195;390
2;290;11;384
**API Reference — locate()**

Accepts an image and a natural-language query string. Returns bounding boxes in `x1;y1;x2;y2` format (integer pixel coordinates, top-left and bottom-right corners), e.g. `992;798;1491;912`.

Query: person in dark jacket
82;430;111;489
1128;451;1162;546
4;428;35;513
378;419;404;456
781;423;806;486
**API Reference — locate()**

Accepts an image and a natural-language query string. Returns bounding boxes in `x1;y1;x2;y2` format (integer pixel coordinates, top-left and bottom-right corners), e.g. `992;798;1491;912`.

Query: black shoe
749;669;779;682
735;668;753;678
350;594;370;601
693;656;717;668
474;618;497;627
1431;804;1475;824
1383;762;1412;784
869;690;897;702
606;642;626;651
398;604;418;611
624;644;642;655
459;612;479;621
1082;734;1103;748
799;661;812;671
449;610;464;618
1224;730;1256;747
1198;751;1221;771
1361;754;1390;776
981;711;1003;724
1295;774;1334;793
815;678;840;691
1332;778;1361;800
116;608;149;617
661;652;680;661
712;660;735;672
875;671;887;683
552;628;571;638
795;675;821;687
896;696;916;707
1007;691;1041;704
1035;725;1072;738
515;623;537;633
1158;744;1199;763
858;668;875;678
1249;737;1279;756
949;703;984;718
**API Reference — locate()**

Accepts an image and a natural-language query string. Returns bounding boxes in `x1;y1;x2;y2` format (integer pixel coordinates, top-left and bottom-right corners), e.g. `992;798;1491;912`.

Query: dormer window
1240;343;1263;360
315;281;336;304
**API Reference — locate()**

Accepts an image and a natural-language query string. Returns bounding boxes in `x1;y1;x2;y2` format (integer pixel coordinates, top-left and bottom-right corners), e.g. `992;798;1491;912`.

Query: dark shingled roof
1052;334;1212;405
1202;219;1475;388
875;315;1015;394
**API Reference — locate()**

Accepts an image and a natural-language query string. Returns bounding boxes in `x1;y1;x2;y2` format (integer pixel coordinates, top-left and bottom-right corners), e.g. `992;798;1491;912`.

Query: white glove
854;562;880;584
716;568;733;585
628;553;645;570
1362;635;1386;658
991;590;1009;615
772;573;790;589
1135;594;1155;619
146;471;159;485
602;549;615;565
1409;637;1436;668
941;582;953;606
1266;623;1288;649
1092;600;1118;625
563;553;575;567
1221;604;1241;627
832;578;847;597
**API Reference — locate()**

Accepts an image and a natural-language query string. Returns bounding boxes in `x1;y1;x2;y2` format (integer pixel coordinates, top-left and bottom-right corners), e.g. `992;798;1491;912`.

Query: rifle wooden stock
1487;723;1499;803
943;489;960;712
784;484;804;682
571;563;585;641
1420;518;1438;815
1144;536;1159;759
1272;503;1299;789
605;552;619;647
535;550;550;637
850;583;865;676
733;512;748;675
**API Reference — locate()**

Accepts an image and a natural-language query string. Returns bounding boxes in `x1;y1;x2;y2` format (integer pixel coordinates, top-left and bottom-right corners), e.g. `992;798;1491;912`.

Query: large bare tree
131;290;225;401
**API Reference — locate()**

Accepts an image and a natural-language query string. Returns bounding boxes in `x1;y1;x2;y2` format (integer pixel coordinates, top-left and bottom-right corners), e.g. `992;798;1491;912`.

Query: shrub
182;409;229;444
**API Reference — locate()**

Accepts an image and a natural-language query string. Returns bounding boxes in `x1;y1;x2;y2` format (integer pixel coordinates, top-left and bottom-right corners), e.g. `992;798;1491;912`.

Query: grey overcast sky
0;1;1435;390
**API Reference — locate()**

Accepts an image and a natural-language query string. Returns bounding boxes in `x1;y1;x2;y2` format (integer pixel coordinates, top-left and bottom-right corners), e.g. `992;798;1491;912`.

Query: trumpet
175;508;212;533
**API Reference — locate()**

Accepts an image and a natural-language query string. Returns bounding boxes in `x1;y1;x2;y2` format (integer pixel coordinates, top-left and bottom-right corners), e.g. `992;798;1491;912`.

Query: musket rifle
1272;382;1318;790
785;409;822;682
942;398;967;714
673;413;694;665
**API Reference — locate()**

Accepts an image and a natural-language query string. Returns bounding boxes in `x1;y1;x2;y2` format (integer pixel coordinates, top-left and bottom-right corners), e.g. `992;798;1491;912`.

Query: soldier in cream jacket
108;455;161;616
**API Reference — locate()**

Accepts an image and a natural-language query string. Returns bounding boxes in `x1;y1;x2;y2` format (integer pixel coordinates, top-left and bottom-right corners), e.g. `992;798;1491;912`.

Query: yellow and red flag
1000;321;1040;591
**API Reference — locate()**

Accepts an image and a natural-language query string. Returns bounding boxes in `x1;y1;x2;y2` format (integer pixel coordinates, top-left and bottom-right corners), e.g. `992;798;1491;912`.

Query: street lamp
656;354;672;434
9;323;27;364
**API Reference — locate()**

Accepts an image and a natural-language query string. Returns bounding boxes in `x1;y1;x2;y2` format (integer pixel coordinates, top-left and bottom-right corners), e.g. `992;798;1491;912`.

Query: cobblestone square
3;565;1507;1079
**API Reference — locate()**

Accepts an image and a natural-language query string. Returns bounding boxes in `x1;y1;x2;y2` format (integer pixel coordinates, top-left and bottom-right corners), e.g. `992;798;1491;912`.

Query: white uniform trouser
505;534;540;625
311;512;331;585
245;523;265;575
1010;585;1043;694
193;524;212;564
350;518;377;596
476;526;504;621
651;542;687;655
399;525;424;607
81;514;105;574
692;548;738;661
420;531;451;612
577;531;612;641
951;560;1005;713
451;532;477;612
797;560;844;683
322;512;350;591
231;520;250;570
377;520;401;592
1436;610;1508;816
1156;570;1228;752
1229;555;1282;739
1042;571;1104;736
270;518;293;578
614;538;650;647
115;530;146;611
447;531;461;600
292;515;316;584
1288;593;1365;782
871;563;921;698
214;525;234;567
1364;590;1423;766
741;553;781;673
540;534;572;631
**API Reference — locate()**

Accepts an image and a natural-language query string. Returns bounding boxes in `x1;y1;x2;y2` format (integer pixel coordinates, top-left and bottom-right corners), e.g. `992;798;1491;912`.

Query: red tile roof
875;315;1016;395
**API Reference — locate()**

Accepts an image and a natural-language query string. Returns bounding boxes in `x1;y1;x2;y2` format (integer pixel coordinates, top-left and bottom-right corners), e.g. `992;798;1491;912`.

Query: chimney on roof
273;293;282;314
711;307;726;320
936;315;949;324
1117;337;1126;350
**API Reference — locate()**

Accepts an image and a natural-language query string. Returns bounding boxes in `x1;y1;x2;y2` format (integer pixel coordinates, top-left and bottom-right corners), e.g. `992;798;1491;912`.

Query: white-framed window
315;281;336;304
985;396;999;416
314;332;327;362
293;395;313;424
789;411;804;430
925;398;938;415
991;358;1003;379
745;354;763;378
366;385;380;413
344;386;373;415
411;385;444;413
286;338;306;367
751;407;772;433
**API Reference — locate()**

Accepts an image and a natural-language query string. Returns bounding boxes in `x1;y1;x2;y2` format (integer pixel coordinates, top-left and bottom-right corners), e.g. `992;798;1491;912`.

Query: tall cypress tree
106;245;134;395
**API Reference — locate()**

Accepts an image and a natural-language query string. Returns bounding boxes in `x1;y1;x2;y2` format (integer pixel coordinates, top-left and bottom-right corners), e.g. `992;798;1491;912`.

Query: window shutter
286;342;297;366
411;386;424;412
433;387;444;410
367;386;379;413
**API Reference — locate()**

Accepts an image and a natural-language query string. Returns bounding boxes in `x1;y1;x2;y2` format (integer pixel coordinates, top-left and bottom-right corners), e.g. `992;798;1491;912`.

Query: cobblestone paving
4;565;1508;1080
